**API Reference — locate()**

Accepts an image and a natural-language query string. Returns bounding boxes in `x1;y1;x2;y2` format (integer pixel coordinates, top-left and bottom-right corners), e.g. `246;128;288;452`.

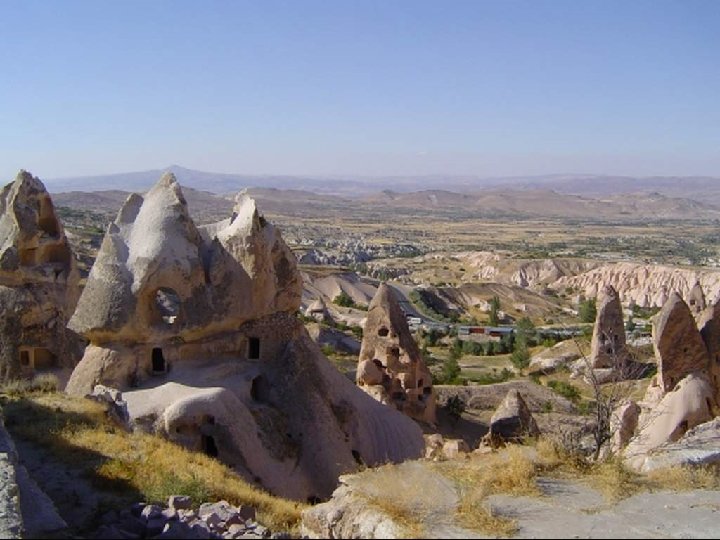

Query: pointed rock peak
159;171;178;187
117;193;144;225
369;282;396;310
600;284;619;301
654;291;709;392
11;169;47;194
687;281;706;314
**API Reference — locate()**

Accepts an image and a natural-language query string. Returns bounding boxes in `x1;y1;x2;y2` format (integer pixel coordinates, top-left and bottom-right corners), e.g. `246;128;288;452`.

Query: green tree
333;291;355;308
579;298;597;323
488;295;501;326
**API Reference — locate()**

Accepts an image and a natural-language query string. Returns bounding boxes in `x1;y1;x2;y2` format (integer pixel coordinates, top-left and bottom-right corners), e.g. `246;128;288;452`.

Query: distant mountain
44;165;720;206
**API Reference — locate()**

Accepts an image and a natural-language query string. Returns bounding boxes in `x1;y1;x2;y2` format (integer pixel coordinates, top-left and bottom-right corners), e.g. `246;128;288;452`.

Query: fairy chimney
0;170;83;377
653;292;710;393
357;283;436;424
590;285;628;370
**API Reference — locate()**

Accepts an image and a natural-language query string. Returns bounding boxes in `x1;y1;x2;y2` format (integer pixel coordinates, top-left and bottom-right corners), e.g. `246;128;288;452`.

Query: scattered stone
169;495;193;510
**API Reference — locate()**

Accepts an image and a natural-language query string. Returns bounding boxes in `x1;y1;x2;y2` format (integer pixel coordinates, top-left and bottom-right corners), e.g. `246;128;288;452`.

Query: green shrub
547;380;581;402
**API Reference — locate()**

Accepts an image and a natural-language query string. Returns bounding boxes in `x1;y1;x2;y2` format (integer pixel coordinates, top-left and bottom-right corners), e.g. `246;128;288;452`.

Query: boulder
697;301;720;403
482;389;539;446
609;400;640;454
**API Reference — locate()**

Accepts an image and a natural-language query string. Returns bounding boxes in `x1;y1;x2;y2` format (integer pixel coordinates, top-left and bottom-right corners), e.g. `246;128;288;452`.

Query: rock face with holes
65;173;424;501
589;285;629;370
698;300;720;404
356;283;436;425
687;281;707;318
0;170;83;378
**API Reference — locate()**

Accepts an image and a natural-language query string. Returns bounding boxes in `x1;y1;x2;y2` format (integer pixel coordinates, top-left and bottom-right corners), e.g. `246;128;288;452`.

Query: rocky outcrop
624;373;715;470
631;417;720;472
357;283;436;425
528;339;582;375
555;262;720;309
301;462;458;539
66;173;424;501
481;389;539;447
0;170;83;378
698;301;720;404
687;282;707;318
609;400;640;455
590;285;628;370
653;293;710;392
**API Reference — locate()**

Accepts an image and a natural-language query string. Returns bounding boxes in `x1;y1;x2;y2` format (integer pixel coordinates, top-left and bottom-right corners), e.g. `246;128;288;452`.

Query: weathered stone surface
609;400;640;454
357;283;436;424
66;173;424;501
528;339;582;375
441;438;470;459
624;372;715;470
304;298;331;323
0;170;83;378
301;462;456;539
590;285;628;370
697;301;720;404
687;281;707;317
634;417;720;472
168;495;193;511
653;292;710;392
482;390;540;447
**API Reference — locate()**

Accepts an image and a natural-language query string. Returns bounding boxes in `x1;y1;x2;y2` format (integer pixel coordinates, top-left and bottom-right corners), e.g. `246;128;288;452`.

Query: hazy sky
1;0;718;180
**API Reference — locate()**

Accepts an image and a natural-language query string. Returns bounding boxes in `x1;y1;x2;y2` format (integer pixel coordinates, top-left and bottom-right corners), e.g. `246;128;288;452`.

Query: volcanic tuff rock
653;292;710;392
687;281;707;318
0;170;83;377
481;389;539;447
555;262;720;309
65;173;424;501
357;283;436;424
624;373;715;470
590;285;628;370
698;301;720;403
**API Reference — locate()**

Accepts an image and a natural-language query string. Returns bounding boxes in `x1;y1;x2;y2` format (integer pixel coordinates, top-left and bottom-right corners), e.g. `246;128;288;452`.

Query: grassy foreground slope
0;387;306;535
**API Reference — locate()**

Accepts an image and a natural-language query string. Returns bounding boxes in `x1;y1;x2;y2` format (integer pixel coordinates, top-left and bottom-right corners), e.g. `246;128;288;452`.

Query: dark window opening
251;375;271;402
155;288;180;325
707;398;713;413
33;348;56;369
417;395;423;401
372;359;384;369
423;386;432;395
202;434;218;457
417;379;423;388
378;327;389;337
19;350;30;367
248;337;260;360
678;420;689;436
152;347;165;372
391;391;405;400
205;415;215;425
606;347;612;354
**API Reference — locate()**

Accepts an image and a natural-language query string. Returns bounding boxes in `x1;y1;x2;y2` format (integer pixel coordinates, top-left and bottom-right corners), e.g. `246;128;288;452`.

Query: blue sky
1;0;718;179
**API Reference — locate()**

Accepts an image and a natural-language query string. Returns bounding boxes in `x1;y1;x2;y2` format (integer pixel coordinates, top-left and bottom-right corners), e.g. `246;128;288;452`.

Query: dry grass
0;391;305;532
363;496;426;539
455;491;518;538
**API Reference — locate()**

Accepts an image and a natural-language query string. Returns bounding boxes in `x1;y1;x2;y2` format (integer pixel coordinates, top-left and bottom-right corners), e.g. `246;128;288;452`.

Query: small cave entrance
151;347;166;373
378;326;389;337
201;434;218;457
248;337;260;360
250;375;271;402
19;350;30;368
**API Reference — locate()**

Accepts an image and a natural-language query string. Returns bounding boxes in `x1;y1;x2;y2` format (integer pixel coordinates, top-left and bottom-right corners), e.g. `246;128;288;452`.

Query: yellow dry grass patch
0;391;305;532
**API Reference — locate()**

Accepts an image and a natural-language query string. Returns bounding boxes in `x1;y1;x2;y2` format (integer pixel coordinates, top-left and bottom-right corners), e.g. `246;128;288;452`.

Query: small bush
547;380;581;402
